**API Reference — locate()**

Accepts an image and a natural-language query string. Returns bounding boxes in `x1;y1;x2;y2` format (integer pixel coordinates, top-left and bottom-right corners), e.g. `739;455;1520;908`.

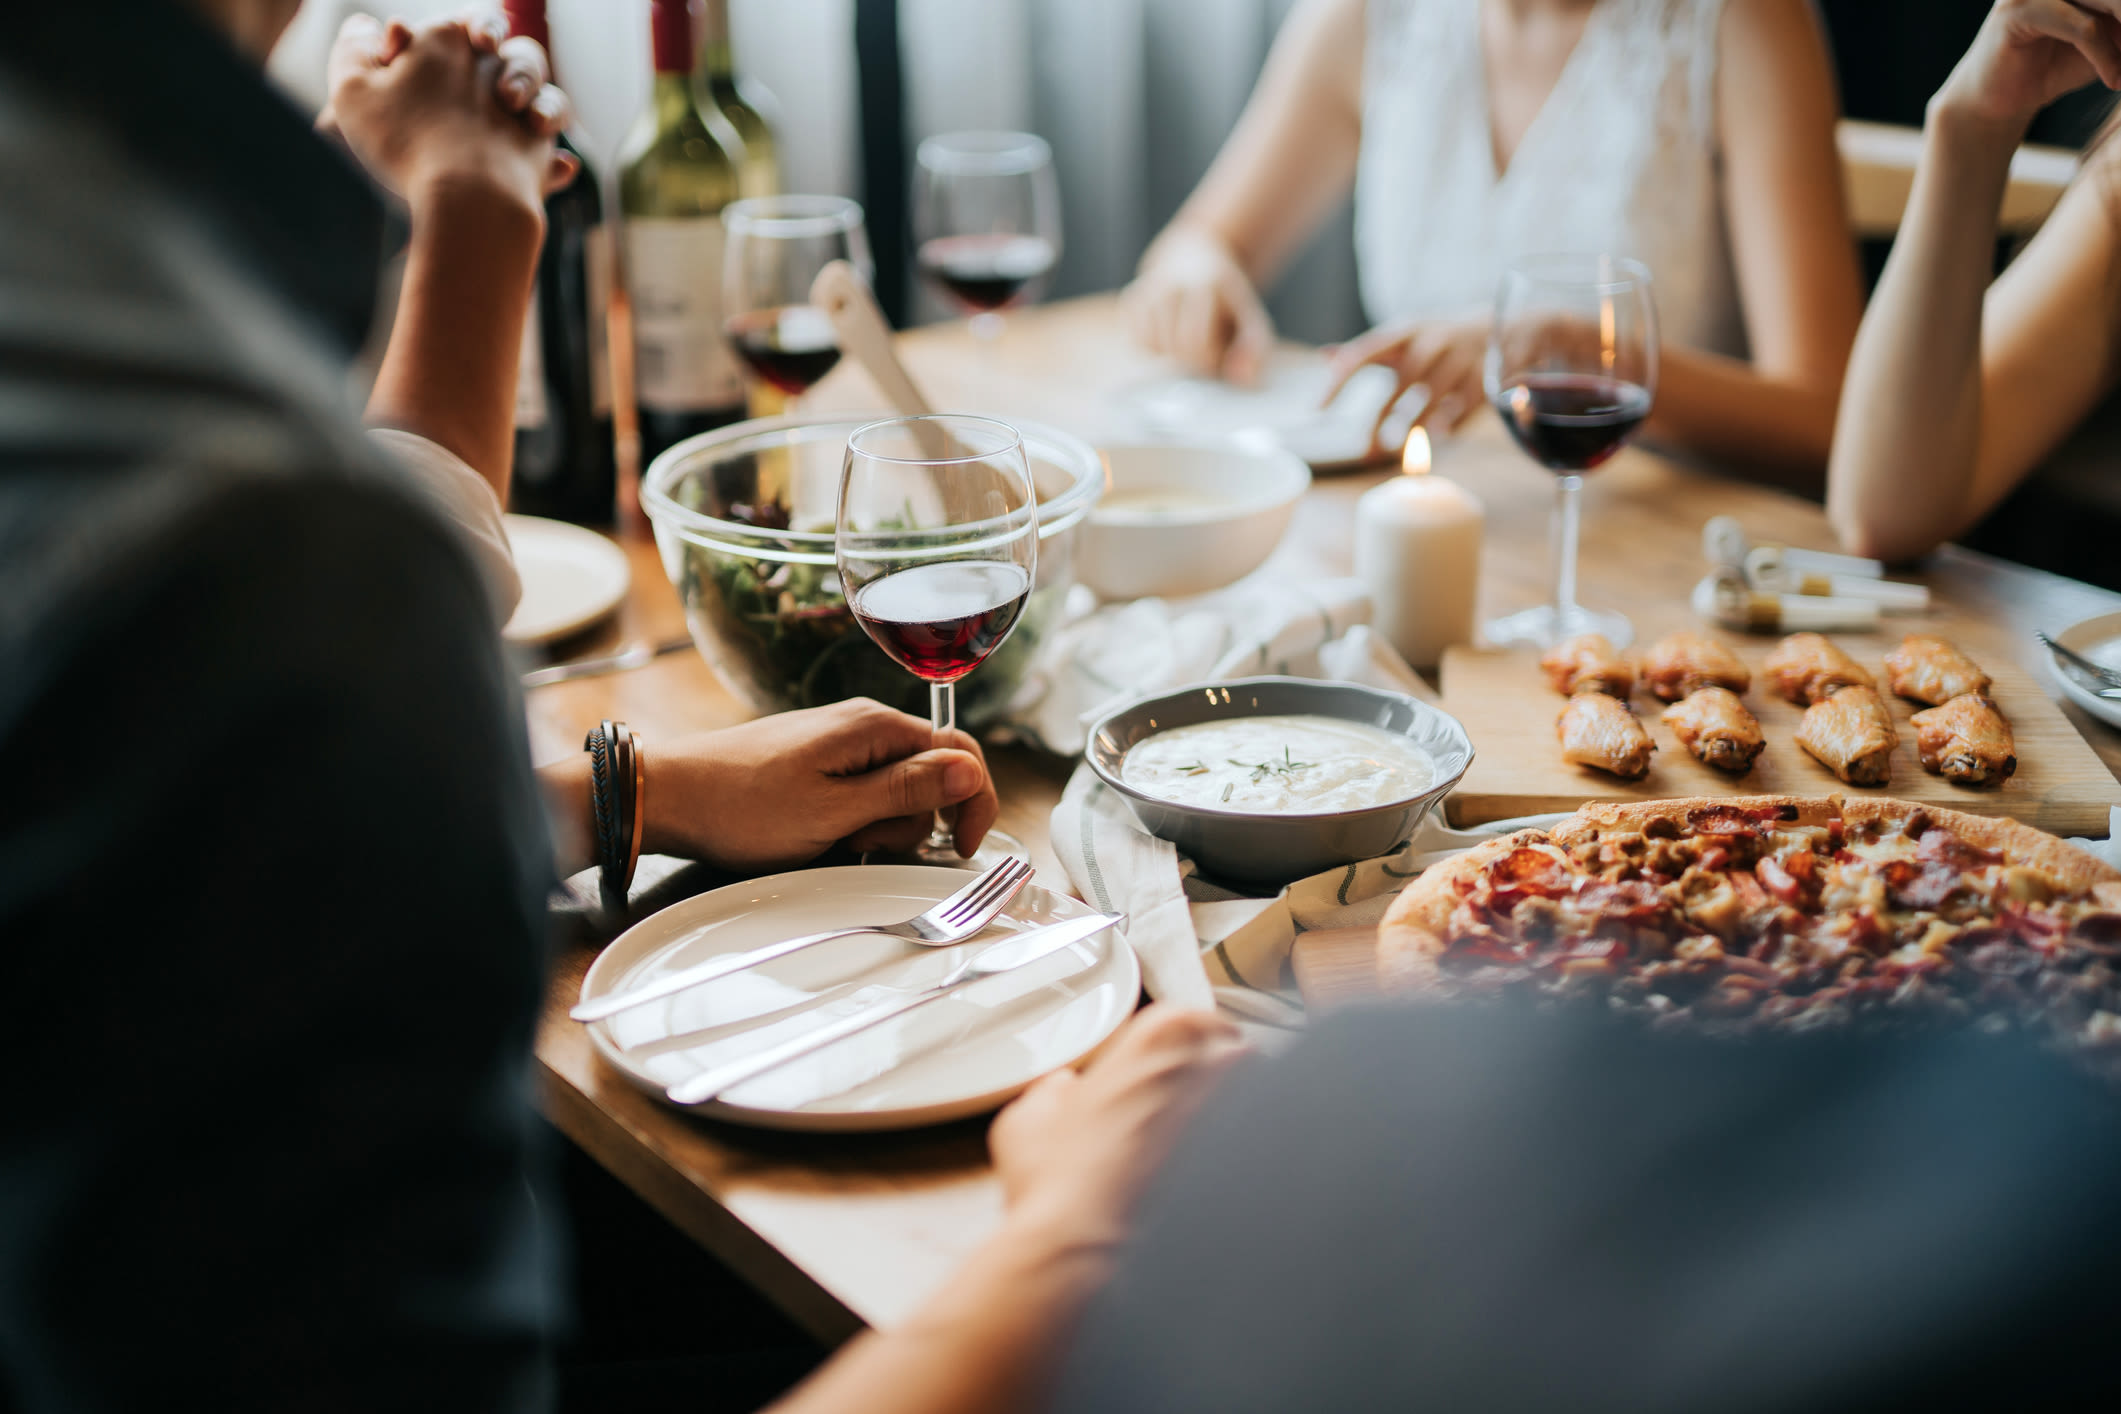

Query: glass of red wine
913;132;1061;341
1482;253;1658;650
722;195;871;410
836;414;1037;869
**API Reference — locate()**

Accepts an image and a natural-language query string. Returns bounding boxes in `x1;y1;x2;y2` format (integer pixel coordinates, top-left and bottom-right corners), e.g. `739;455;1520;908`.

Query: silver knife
664;912;1125;1107
521;635;692;689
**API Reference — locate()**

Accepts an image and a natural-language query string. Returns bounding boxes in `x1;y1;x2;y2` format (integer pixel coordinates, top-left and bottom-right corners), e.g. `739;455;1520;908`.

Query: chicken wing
1640;631;1751;702
1557;691;1655;780
1661;687;1765;775
1539;633;1635;697
1883;634;1991;706
1761;632;1875;705
1794;685;1898;787
1910;693;2017;786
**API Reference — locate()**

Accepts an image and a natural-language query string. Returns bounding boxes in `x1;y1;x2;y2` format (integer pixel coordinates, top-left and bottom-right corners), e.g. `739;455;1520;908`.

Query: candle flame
1400;427;1433;476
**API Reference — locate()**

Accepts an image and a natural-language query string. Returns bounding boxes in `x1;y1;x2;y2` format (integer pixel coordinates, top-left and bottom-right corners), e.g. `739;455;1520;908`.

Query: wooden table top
527;293;2121;1343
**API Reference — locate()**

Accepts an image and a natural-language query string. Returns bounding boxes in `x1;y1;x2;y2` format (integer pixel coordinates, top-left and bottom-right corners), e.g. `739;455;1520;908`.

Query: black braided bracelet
585;721;624;913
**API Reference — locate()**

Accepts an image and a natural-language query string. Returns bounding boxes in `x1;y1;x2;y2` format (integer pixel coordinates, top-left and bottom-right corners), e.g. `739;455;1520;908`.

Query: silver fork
570;856;1035;1023
2039;632;2121;690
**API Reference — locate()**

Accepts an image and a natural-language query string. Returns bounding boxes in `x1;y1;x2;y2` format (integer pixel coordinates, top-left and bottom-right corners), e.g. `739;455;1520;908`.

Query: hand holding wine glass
1482;253;1658;651
836;415;1038;869
914;132;1062;339
723;194;871;408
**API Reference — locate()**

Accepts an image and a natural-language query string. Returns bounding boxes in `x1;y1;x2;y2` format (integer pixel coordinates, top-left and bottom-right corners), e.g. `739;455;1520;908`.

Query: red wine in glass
917;234;1057;313
1493;372;1652;473
851;561;1031;682
724;305;843;397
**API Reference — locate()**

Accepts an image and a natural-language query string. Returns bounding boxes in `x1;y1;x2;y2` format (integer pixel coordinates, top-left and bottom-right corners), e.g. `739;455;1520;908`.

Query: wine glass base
1484;604;1635;651
862;828;1031;872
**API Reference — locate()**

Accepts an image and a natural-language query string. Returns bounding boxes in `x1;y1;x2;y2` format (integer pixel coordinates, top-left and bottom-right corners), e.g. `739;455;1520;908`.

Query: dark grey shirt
1054;1003;2121;1413
0;6;559;1409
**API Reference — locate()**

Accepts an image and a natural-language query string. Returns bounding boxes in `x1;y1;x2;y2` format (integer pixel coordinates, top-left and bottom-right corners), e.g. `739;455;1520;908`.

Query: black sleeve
0;476;561;1413
1051;1004;2121;1414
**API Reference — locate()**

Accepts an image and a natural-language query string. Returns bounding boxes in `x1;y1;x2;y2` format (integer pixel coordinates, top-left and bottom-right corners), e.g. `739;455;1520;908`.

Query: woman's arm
767;1007;1246;1414
1830;1;2121;562
1649;0;1863;485
1123;0;1366;381
323;16;575;500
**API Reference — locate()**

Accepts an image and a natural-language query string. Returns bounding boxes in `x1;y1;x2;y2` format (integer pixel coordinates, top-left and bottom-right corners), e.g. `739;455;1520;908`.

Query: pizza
1380;795;2121;1072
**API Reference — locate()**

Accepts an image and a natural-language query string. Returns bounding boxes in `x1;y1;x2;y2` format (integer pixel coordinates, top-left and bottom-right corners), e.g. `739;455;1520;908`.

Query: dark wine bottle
505;0;617;524
621;0;749;471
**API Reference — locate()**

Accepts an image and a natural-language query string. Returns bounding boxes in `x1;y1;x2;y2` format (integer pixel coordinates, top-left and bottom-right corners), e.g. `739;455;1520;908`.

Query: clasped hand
319;9;578;216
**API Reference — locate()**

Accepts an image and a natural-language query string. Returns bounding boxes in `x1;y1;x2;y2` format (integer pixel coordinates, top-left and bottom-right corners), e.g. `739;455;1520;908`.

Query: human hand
1123;228;1277;385
989;1005;1247;1248
1935;0;2121;129
640;698;1001;870
1322;316;1490;459
321;11;576;216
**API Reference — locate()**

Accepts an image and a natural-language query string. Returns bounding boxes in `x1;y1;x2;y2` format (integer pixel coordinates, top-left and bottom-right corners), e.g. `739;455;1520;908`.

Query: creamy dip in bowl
1121;715;1436;814
1086;678;1474;885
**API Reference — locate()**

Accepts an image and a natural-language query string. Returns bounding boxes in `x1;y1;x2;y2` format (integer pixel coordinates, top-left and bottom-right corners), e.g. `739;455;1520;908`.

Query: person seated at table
0;1;1171;1405
1123;0;1865;486
1829;0;2121;563
1040;1003;2121;1413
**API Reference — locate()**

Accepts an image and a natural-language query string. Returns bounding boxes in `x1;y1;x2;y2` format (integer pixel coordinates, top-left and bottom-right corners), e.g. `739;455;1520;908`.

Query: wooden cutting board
1438;636;2121;837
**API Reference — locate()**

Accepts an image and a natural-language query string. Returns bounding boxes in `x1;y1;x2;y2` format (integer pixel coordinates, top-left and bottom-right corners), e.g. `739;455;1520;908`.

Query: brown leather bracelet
625;730;646;891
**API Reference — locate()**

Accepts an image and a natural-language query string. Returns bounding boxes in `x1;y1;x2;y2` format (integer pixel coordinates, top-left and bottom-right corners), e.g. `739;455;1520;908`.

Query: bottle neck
650;0;697;75
650;70;698;127
698;0;734;81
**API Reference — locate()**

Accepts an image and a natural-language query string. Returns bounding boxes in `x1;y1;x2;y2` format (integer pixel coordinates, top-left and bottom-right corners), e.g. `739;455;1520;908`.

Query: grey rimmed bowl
1085;677;1475;886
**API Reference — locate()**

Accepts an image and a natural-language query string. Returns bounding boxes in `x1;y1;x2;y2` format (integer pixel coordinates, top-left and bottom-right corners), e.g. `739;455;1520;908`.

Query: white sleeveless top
1354;0;1746;359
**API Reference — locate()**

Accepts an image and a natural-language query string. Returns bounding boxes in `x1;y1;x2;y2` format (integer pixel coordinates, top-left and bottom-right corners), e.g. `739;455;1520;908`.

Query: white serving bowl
1076;442;1310;601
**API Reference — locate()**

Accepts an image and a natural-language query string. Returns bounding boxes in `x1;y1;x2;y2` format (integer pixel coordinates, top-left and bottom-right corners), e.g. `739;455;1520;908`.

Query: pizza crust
1378;828;1551;993
1376;795;2121;990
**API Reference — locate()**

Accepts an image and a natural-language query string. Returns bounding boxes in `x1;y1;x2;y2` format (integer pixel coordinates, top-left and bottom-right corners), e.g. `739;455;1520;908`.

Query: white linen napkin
2070;809;2121;867
1050;753;1565;1022
997;578;1436;756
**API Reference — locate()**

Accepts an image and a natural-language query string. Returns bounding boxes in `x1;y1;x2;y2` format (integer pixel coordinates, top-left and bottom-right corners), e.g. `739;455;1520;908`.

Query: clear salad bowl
641;413;1103;726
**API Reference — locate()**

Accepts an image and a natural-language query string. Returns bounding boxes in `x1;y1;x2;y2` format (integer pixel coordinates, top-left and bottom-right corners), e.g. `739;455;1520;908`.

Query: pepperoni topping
1756;855;1806;906
1577;879;1669;924
1883;860;1962;912
1484;847;1570;896
1687;804;1770;837
1916;826;2002;873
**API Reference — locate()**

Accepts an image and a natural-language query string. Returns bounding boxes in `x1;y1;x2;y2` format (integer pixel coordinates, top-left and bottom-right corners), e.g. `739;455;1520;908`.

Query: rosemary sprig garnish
1175;761;1211;776
1225;745;1318;785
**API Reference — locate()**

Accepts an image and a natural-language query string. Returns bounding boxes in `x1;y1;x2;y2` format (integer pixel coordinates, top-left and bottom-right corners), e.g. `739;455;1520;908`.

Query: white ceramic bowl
1076;442;1310;601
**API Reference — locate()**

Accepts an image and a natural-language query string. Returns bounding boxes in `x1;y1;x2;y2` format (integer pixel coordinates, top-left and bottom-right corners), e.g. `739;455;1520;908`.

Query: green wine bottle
620;0;748;470
698;0;778;199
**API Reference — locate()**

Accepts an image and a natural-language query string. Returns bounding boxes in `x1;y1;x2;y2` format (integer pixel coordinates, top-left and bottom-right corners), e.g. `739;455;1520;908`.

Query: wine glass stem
1553;473;1583;622
970;312;1004;341
927;679;957;853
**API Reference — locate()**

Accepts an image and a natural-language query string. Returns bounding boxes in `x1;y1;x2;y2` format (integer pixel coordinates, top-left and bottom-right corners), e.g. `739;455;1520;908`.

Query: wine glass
1481;253;1658;651
723;194;871;413
913;131;1062;340
837;415;1038;869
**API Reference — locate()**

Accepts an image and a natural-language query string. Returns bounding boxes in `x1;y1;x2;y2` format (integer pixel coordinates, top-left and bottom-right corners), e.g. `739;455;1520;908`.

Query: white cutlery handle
570;928;867;1022
667;985;943;1106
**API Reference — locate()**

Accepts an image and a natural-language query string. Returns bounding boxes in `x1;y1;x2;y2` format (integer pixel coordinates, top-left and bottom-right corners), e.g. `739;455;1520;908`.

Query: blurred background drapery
268;0;1366;340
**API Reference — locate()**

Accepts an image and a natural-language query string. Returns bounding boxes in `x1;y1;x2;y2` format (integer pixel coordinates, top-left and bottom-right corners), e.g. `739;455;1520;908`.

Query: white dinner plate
501;514;631;645
579;866;1142;1132
1117;351;1419;471
2047;609;2121;731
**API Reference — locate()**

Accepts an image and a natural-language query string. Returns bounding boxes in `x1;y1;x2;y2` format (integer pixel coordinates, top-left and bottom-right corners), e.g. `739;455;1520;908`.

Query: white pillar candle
1354;430;1485;669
